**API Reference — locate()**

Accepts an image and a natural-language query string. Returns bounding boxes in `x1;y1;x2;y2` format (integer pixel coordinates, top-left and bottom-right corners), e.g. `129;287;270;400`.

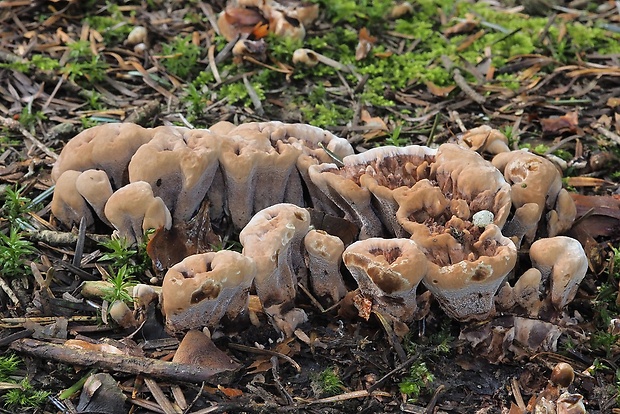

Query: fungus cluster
51;121;586;335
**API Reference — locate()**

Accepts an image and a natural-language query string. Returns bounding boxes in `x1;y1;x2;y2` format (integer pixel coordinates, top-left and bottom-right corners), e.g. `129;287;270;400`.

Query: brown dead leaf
569;194;620;272
218;385;243;398
444;14;478;36
456;29;485;52
571;194;620;220
565;176;616;187
146;201;220;274
360;108;388;139
355;27;377;61
607;97;620;108
540;111;579;134
425;81;456;97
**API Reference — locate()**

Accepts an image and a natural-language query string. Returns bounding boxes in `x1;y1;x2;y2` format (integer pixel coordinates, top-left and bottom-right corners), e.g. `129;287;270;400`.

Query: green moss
161;35;202;79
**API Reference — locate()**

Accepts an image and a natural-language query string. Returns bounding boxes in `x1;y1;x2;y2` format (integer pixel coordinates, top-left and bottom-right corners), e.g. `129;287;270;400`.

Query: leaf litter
0;0;620;413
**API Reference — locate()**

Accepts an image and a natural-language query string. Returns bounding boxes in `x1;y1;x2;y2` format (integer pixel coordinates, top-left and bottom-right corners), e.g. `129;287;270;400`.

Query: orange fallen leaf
252;22;269;39
540;111;579;134
425;81;456;97
218;385;243;398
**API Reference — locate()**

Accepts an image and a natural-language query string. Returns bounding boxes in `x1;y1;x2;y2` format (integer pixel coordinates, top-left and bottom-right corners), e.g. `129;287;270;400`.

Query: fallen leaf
147;201;220;274
565;176;616;187
540;111;579;134
569;194;620;272
218;385;243;398
360;108;388;139
456;29;485;52
355;27;377;61
608;97;620;108
425;81;456;97
444;14;478;36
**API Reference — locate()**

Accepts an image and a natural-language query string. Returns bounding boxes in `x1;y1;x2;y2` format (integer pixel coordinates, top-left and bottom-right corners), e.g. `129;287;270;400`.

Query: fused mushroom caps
103;181;172;245
458;125;510;155
309;161;384;239
239;203;311;307
420;223;517;321
357;145;437;237
128;126;221;221
304;229;347;306
75;169;114;226
493;150;575;244
529;236;588;310
161;250;256;332
52;122;153;189
431;143;512;229
343;238;427;322
51;170;95;229
223;124;305;215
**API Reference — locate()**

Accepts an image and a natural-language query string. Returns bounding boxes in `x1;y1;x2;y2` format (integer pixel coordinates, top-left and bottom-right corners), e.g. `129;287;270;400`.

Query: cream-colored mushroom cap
343;237;427;321
239;203;311;307
103;181;172;245
51;170;95;229
75;169;114;225
304;229;347;306
108;299;138;329
421;224;517;321
529;236;587;310
52;122;153;189
162;250;256;331
458;125;510;154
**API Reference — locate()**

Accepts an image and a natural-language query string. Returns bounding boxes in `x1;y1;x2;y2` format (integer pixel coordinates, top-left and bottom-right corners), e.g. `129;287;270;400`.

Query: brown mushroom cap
343;237;427;321
128;126;221;221
51;170;95;229
75;169;114;226
493;150;570;244
52;122;153;189
172;330;241;373
219;129;272;229
239;203;311;307
161;250;256;332
458;125;510;155
529;236;587;309
432;143;512;228
420;223;517;321
103;181;172;244
546;188;577;237
309;161;384;239
551;362;575;388
394;179;450;236
108;300;138;329
357;145;437;237
304;229;347;306
513;267;543;316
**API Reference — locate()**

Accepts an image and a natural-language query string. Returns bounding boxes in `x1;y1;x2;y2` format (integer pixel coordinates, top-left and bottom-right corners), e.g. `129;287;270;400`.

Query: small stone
472;210;494;228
